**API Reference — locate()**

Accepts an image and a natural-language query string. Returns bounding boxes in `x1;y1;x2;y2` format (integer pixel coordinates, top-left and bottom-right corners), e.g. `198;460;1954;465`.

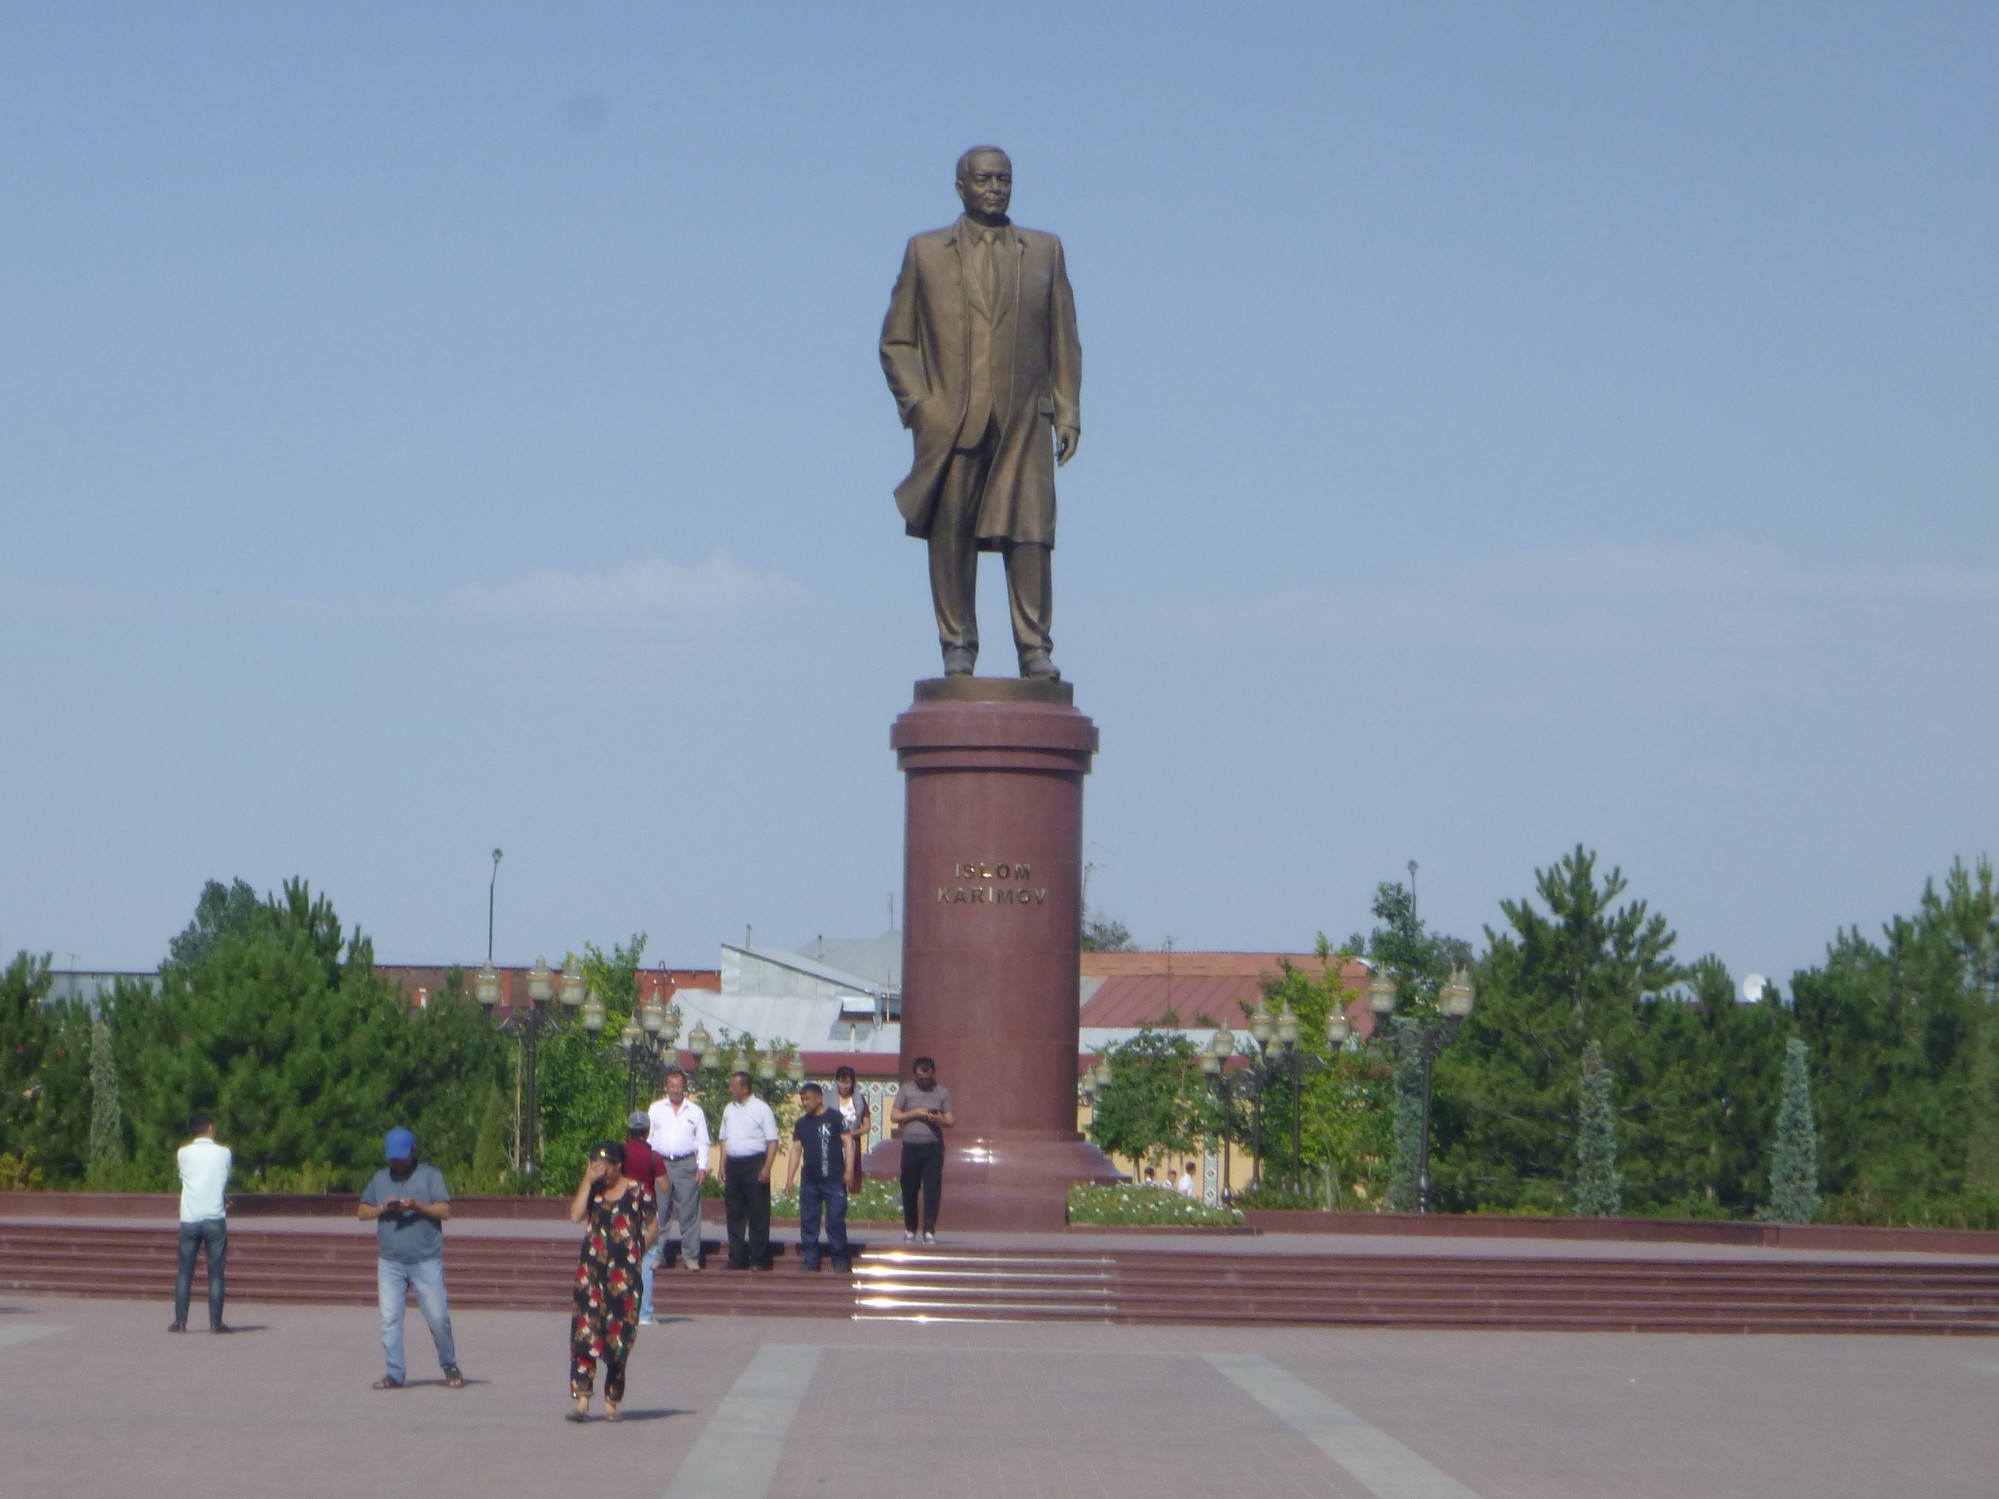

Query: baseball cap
626;1111;649;1132
384;1127;417;1162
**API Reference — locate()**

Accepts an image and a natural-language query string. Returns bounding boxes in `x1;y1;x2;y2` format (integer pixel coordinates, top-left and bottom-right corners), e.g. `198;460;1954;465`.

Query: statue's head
955;146;1012;223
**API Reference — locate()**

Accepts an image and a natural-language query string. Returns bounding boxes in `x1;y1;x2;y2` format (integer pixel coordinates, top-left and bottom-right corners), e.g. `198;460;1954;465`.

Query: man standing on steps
784;1082;851;1273
646;1067;711;1283
718;1071;781;1272
892;1057;955;1244
358;1127;463;1390
171;1111;231;1333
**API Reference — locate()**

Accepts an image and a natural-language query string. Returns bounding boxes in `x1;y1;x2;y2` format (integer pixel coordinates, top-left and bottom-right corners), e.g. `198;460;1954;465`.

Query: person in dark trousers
784;1082;850;1272
358;1127;462;1390
717;1070;780;1270
171;1112;231;1333
892;1057;955;1243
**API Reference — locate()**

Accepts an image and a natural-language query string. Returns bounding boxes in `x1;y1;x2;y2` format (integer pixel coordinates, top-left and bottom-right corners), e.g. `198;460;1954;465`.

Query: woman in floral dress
566;1140;658;1421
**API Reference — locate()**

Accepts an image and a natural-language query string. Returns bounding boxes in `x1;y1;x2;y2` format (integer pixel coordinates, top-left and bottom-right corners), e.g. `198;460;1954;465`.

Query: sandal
372;1376;402;1391
443;1367;465;1389
605;1404;622;1423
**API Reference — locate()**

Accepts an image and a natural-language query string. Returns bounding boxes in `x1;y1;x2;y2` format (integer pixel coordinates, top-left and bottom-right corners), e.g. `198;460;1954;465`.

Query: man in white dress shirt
644;1068;712;1307
718;1070;781;1271
171;1111;232;1333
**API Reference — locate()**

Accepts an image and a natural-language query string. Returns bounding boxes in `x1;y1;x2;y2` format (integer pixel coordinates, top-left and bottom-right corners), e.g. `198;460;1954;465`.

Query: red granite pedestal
861;677;1121;1230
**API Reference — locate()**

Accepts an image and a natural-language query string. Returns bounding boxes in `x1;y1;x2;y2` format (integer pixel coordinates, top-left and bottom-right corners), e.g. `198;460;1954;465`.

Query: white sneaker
904;1230;917;1243
922;1232;936;1244
637;1315;656;1326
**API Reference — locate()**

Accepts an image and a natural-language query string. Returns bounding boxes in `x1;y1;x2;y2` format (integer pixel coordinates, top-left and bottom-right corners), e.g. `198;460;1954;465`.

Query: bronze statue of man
881;146;1081;680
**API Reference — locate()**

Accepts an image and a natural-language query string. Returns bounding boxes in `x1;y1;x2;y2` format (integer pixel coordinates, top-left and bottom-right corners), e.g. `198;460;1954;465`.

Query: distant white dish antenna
1741;973;1768;1003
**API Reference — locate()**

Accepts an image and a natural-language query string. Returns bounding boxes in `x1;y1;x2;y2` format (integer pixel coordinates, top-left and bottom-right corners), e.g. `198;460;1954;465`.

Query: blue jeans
174;1218;226;1328
798;1179;849;1268
377;1256;456;1383
639;1239;661;1321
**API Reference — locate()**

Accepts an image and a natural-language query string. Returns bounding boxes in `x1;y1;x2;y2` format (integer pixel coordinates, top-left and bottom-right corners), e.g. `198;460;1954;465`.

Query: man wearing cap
622;1109;668;1324
358;1127;463;1390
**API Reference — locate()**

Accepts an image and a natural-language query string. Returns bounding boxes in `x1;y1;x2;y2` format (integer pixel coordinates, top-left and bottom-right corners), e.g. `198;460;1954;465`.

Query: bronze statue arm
880;237;931;424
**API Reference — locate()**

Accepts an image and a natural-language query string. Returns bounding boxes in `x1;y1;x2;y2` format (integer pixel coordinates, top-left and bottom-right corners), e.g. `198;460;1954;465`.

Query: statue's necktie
975;231;999;313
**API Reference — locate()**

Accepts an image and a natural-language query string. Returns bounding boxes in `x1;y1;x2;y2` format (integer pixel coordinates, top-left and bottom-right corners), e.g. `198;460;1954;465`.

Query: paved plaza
4;1292;1997;1498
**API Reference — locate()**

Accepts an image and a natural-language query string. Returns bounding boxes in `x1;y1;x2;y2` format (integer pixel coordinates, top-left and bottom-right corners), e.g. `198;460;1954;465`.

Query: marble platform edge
913;675;1074;706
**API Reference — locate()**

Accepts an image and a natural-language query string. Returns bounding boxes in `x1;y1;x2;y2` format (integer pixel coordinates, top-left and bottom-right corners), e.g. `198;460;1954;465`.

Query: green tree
1081;912;1134;952
0;948;53;1159
1345;883;1470;1209
1429;847;1685;1214
87;1019;126;1177
1792;859;1998;1223
1386;1024;1425;1211
1255;942;1392;1208
1573;1039;1621;1216
534;935;649;1194
1763;1037;1820;1223
1086;1027;1211;1171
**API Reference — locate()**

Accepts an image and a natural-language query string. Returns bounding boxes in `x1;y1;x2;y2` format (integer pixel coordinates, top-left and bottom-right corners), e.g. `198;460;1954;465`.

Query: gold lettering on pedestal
936;871;1052;910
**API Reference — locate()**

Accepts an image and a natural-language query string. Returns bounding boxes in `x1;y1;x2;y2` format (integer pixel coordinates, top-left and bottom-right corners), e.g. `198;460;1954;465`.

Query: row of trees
0;880;690;1196
1088;848;1999;1226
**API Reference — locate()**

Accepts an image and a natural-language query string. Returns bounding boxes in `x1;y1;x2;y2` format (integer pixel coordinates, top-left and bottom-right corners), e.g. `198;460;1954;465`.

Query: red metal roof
1078;952;1368;1029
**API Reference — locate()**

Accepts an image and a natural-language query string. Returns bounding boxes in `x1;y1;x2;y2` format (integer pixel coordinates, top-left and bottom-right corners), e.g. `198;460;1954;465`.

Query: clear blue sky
4;4;1994;986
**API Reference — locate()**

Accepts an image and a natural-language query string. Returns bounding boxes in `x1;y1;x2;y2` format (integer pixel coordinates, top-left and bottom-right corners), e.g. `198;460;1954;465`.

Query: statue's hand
1055;426;1080;467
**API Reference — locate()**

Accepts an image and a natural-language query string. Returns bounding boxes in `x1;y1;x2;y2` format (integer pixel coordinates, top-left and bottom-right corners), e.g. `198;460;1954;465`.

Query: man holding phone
358;1126;463;1390
891;1057;955;1243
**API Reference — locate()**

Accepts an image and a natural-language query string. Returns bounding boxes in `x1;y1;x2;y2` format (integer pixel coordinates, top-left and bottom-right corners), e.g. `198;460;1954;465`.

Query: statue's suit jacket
880;220;1081;546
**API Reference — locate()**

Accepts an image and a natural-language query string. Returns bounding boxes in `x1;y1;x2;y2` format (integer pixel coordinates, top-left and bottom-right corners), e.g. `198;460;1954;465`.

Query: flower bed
1067;1183;1243;1227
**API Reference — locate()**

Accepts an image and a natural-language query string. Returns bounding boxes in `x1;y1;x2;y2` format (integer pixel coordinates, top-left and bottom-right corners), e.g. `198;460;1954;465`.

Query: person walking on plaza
1178;1162;1198;1197
833;1065;870;1191
567;1140;657;1422
171;1112;231;1333
784;1082;851;1273
645;1067;711;1283
718;1070;780;1271
358;1127;463;1390
621;1111;667;1324
893;1056;954;1244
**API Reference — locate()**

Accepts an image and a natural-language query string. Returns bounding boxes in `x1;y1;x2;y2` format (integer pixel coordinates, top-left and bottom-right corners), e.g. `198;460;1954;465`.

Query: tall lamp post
1369;966;1477;1211
1200;1029;1237;1200
1230;998;1347;1194
617;993;682;1114
476;952;604;1180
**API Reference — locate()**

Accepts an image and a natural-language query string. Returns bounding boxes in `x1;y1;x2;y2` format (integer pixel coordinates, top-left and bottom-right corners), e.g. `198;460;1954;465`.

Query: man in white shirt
717;1070;780;1271
644;1068;712;1304
1178;1162;1198;1197
172;1111;232;1333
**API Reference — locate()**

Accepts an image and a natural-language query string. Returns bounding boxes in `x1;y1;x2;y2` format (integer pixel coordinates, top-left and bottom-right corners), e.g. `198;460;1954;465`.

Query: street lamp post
477;952;604;1180
1369;966;1477;1211
617;992;683;1114
1200;1029;1236;1200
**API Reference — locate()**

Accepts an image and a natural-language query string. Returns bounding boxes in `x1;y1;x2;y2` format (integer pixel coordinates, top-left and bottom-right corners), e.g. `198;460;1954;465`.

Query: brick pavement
3;1294;1995;1498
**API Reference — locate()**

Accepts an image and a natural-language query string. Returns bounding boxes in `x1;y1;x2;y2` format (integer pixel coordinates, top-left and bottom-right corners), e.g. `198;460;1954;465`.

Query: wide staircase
6;1223;1999;1332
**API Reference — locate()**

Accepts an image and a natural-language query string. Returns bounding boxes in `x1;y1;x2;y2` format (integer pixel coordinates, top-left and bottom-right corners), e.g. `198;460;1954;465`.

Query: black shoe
167;1323;186;1333
210;1324;233;1334
831;1259;851;1273
1019;650;1061;681
721;1262;749;1272
942;646;976;676
800;1260;821;1272
444;1366;465;1388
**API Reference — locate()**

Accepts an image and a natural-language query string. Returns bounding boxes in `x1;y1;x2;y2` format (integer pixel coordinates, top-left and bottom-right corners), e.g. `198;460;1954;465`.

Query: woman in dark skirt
567;1140;657;1421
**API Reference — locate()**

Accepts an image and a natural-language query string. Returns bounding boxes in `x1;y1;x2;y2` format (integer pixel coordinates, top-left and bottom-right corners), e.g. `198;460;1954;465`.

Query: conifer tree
1763;1037;1821;1223
1387;1021;1425;1211
87;1019;125;1175
1573;1039;1621;1216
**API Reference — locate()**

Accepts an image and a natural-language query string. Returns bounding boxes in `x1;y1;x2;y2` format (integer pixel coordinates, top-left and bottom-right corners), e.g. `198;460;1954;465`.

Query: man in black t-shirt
784;1083;850;1272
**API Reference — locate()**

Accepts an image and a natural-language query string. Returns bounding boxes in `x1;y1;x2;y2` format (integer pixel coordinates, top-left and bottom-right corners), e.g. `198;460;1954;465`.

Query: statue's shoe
942;647;977;676
1019;651;1062;682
